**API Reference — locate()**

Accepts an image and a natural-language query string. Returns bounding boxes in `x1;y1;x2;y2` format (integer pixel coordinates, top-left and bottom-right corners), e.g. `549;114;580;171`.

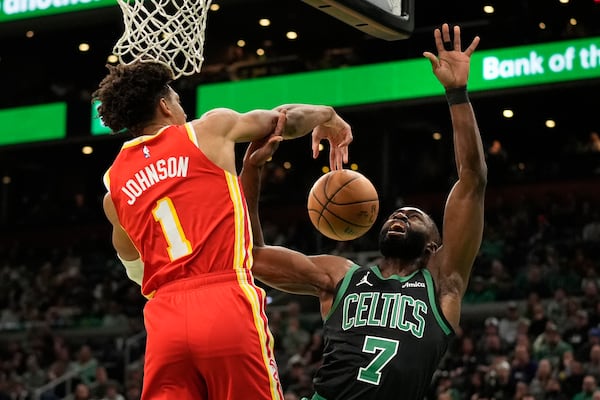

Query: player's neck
141;118;177;136
379;258;419;277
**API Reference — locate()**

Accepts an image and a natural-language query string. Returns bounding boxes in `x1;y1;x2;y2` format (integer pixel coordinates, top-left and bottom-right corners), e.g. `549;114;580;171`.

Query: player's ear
158;97;172;116
426;242;439;254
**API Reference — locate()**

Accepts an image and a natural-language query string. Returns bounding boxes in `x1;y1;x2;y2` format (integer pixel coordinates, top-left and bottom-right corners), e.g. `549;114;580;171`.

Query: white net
112;0;212;80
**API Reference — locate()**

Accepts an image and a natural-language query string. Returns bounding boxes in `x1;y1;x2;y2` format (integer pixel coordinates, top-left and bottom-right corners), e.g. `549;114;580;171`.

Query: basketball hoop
112;0;212;80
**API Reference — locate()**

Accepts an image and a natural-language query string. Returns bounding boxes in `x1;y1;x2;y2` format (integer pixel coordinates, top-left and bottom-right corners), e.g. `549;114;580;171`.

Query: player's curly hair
92;61;174;136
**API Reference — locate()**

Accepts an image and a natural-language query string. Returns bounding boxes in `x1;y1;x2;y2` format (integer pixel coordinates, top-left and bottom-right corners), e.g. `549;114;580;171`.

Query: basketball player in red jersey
92;61;352;400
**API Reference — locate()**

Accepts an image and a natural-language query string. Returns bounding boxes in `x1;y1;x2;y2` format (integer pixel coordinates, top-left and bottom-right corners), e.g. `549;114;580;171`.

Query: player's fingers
333;149;341;171
274;110;286;137
338;149;344;170
267;135;283;150
423;52;440;69
453;25;461;51
441;23;452;46
329;148;337;171
433;28;443;51
342;146;349;165
312;135;320;159
464;36;481;57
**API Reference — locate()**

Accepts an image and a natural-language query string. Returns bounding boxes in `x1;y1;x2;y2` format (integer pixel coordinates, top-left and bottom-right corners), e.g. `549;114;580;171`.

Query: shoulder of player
194;109;238;126
187;109;239;142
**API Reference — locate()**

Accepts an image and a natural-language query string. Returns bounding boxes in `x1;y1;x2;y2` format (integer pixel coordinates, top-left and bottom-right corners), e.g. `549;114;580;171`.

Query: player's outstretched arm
240;114;350;303
424;24;487;328
196;104;351;170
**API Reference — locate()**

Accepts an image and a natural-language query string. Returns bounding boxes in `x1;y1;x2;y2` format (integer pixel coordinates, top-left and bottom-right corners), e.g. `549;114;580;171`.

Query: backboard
301;0;414;41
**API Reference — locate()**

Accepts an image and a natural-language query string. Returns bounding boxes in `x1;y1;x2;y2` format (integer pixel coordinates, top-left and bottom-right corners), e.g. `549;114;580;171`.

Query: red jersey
104;124;253;298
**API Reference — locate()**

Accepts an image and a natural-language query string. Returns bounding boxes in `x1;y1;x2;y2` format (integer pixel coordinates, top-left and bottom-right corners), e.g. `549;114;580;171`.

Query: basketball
307;169;379;241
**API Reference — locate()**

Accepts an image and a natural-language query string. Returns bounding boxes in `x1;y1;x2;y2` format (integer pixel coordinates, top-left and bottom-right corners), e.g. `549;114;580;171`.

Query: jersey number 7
357;335;399;386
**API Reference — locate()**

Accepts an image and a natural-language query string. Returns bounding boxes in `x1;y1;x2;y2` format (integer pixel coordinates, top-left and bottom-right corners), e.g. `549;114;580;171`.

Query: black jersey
312;264;454;400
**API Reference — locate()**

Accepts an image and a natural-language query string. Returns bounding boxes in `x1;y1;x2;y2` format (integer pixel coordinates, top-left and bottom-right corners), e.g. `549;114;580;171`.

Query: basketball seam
308;171;379;241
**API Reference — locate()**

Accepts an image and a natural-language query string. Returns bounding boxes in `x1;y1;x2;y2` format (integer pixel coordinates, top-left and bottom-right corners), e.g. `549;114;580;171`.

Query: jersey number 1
153;197;192;260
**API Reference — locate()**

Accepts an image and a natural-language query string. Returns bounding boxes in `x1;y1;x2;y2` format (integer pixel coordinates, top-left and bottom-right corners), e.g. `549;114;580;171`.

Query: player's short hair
92;61;174;135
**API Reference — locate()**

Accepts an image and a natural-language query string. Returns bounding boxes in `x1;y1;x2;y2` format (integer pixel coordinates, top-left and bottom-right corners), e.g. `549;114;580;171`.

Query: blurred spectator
581;280;600;316
514;263;551;299
433;375;460;400
20;354;47;389
282;317;311;357
101;380;125;400
124;383;141;400
528;358;554;399
572;374;598;400
444;335;482;382
267;309;286;363
561;359;586;398
578;328;600;363
47;342;76;381
283;391;299;400
569;246;596;277
499;301;526;345
564;298;585;332
300;329;324;373
464;370;485;399
90;366;110;399
488;258;514;300
582;212;600;243
464;276;497;304
479;225;506;263
545;288;569;330
477;317;509;364
279;354;307;391
73;345;99;385
528;302;550;339
482;359;515;400
72;383;92;400
564;310;592;354
513;380;530;400
585;344;600;382
584;131;600;153
532;322;573;368
101;302;129;329
544;377;569;400
511;343;538;384
286;371;314;399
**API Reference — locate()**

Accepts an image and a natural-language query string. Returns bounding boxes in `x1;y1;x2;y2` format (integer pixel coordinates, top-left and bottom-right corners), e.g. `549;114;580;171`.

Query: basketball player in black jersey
242;23;486;400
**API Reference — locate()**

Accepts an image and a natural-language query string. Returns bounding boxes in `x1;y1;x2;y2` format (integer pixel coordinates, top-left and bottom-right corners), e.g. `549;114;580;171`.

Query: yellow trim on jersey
245;211;254;269
225;171;248;270
121;126;171;149
183;122;199;146
235;269;282;400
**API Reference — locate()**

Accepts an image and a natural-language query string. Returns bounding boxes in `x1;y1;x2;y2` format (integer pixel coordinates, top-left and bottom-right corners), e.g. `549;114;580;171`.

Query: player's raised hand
311;113;352;170
423;23;480;89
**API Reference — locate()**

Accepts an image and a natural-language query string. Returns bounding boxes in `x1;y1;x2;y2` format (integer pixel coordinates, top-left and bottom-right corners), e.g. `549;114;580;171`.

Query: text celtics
122;156;189;205
341;292;426;338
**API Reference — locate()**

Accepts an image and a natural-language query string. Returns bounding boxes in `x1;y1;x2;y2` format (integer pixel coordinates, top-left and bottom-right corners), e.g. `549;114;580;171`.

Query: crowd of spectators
0;184;599;399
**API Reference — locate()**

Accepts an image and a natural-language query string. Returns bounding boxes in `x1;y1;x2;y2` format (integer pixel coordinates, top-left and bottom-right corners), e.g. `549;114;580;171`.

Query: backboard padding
302;0;414;41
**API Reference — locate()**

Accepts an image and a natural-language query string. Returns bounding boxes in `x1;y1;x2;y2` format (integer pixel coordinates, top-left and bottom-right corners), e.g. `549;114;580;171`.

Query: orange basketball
307;169;379;241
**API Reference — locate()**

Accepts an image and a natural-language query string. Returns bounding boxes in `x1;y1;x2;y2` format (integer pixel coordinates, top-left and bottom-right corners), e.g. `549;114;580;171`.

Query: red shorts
141;269;283;400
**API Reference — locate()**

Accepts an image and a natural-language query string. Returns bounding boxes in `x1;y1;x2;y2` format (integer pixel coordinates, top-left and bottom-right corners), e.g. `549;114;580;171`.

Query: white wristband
117;254;144;286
